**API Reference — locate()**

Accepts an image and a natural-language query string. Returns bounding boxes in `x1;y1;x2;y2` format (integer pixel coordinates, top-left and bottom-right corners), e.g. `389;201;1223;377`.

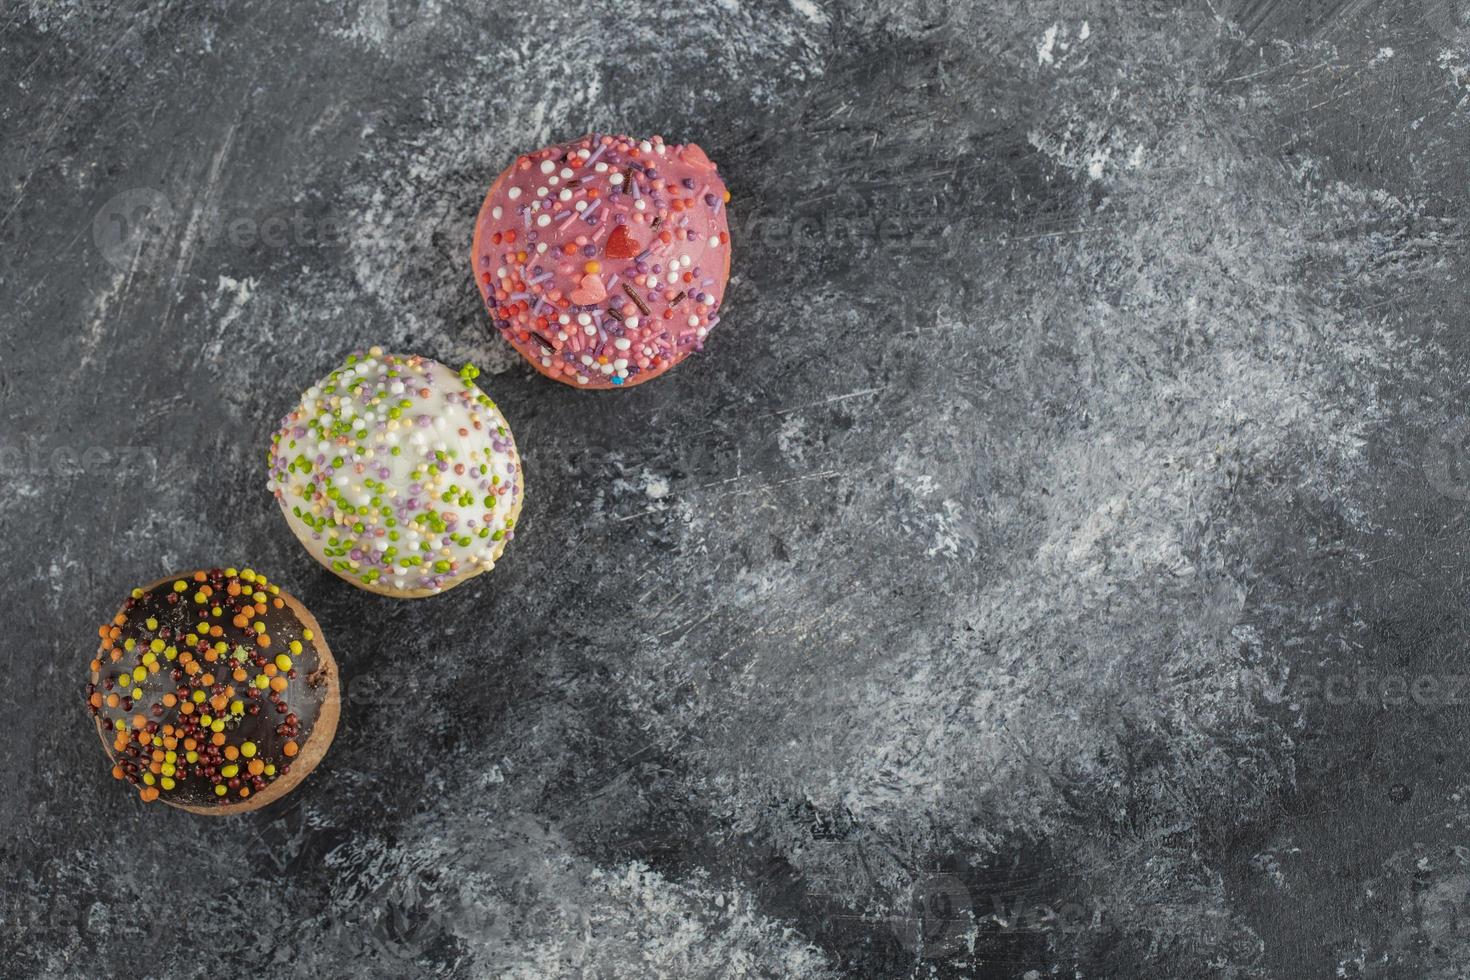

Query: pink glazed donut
472;134;732;388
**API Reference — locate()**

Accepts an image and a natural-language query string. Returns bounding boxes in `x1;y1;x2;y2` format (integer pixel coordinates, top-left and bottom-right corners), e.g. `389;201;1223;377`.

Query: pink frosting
473;134;731;388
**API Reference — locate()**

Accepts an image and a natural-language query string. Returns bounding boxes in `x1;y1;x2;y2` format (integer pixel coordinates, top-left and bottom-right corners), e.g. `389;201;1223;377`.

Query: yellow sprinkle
131;588;144;599
226;567;239;577
124;638;136;651
241;742;257;758
269;584;280;596
161;763;175;777
160;777;176;791
302;629;314;641
196;623;210;636
275;654;293;672
142;652;157;666
254;621;267;634
192;690;206;703
253;592;266;604
289;640;303;656
173;581;188;593
145;617;158;631
165;751;176;763
200;714;213;727
142;773;155;786
150;639;165;654
185;750;199;764
211;606;223;617
131;688;142;700
221;764;239;778
214;784;227;796
131;666;146;682
210;719;225;733
241;569;256;582
264;764;276;777
194;591;206;604
230;700;245;716
165;646;178;661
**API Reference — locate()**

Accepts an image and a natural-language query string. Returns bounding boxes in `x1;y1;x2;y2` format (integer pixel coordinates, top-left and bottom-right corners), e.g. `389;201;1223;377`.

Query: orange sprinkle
139;787;159;803
211;733;226;747
131;714;146;730
224;745;239;761
257;634;272;649
162;693;177;707
270;676;288;693
183;738;198;751
232;668;248;682
282;741;299;757
111;765;124;780
248;759;265;776
106;693;120;708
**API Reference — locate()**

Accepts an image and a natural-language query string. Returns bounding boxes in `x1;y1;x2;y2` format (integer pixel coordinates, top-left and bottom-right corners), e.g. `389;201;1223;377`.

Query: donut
266;347;524;598
85;568;339;814
473;133;732;388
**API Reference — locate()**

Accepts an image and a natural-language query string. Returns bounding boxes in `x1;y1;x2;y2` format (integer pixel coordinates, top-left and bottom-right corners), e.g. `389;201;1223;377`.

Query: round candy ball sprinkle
473;133;732;389
267;348;524;598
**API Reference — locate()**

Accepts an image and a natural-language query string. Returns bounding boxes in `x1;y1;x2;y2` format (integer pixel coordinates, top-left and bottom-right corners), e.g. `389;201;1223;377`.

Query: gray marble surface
4;1;1470;977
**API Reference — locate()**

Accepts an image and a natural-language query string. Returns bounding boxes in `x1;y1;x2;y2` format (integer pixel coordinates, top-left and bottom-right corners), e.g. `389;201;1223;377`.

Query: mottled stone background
4;0;1470;977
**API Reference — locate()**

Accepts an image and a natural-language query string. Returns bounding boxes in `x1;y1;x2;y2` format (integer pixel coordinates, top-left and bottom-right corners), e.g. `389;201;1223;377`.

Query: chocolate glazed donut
86;568;339;814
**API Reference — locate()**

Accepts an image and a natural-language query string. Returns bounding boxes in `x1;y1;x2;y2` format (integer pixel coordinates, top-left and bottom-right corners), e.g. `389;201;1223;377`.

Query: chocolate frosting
87;568;331;808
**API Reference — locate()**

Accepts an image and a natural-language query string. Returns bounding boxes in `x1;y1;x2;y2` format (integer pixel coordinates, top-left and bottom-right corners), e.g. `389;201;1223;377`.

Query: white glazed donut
267;347;524;598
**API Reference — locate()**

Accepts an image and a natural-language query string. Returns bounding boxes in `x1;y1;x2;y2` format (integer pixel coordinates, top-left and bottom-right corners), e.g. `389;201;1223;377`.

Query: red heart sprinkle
604;224;642;259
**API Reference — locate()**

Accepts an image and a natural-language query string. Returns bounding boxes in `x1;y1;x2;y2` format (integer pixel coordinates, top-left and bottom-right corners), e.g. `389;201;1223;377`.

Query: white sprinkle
536;214;551;227
687;315;699;327
491;206;503;220
609;172;623;185
576;313;592;325
508;187;522;200
558;188;572;202
614;337;631;350
559;167;573;179
540;160;555;174
708;235;720;247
